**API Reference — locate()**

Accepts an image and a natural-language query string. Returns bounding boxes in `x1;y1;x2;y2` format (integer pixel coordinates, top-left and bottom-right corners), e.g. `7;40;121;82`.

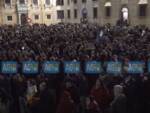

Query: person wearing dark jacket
110;85;128;113
38;82;56;113
56;81;76;113
85;96;101;113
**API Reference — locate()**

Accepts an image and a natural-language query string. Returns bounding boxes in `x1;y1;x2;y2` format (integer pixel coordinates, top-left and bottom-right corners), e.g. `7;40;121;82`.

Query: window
56;0;64;6
139;5;147;17
82;8;88;18
7;16;12;21
45;0;50;5
93;7;98;19
47;14;51;19
106;7;111;17
57;10;64;19
33;0;38;5
35;15;39;20
82;0;86;3
74;9;78;19
67;0;70;5
19;0;25;4
67;10;71;19
74;0;77;4
5;0;11;4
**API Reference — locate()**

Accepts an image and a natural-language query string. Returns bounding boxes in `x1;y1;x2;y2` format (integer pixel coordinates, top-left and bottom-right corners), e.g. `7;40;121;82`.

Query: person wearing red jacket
91;79;111;112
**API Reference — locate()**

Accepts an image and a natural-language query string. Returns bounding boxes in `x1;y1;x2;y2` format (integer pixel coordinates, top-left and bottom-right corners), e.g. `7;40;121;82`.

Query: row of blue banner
0;61;148;74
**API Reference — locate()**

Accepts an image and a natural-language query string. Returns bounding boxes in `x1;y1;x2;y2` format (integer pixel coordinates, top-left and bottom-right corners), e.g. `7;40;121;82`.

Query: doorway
20;13;27;25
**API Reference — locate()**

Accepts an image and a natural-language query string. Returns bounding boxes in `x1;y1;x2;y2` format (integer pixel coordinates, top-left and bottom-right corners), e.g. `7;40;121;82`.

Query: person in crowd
10;75;23;113
110;85;128;113
37;81;56;113
85;96;101;113
141;76;150;113
56;81;76;113
19;89;29;113
0;23;150;113
78;75;89;113
26;79;39;113
91;78;111;113
26;80;38;103
0;87;10;113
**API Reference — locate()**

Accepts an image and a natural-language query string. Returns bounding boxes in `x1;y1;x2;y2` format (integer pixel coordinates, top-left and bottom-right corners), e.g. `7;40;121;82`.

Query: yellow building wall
0;0;150;26
27;0;59;25
2;9;17;25
0;0;2;25
1;0;17;25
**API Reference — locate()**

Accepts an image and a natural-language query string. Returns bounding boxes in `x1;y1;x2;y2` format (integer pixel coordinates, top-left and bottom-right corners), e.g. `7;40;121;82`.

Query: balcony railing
16;2;28;12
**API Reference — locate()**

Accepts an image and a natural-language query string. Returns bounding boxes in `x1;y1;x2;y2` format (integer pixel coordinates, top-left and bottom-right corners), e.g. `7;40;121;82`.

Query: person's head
113;54;118;61
86;96;91;105
143;76;148;82
27;79;35;86
65;81;72;89
95;79;104;89
27;80;31;86
113;85;123;98
39;82;47;91
18;75;24;82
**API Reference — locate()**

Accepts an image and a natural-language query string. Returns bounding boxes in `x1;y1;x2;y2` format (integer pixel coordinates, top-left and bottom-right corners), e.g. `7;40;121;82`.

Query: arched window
56;0;64;6
19;0;25;4
45;0;50;5
5;0;11;4
104;1;112;17
33;0;38;5
138;0;148;17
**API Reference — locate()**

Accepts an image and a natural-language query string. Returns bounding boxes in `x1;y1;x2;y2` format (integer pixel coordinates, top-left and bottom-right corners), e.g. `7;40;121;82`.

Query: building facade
0;0;2;24
100;0;150;26
0;0;58;25
0;0;149;26
0;0;17;25
59;0;150;26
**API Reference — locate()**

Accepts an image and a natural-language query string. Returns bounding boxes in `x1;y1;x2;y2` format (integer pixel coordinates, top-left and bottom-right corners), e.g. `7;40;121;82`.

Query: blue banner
43;61;60;74
85;61;102;74
1;61;17;74
64;61;80;74
107;61;122;74
22;61;39;74
127;61;144;74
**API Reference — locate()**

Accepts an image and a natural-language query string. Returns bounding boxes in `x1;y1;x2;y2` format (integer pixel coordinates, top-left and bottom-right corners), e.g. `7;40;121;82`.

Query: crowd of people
0;23;150;61
0;23;150;113
0;72;150;113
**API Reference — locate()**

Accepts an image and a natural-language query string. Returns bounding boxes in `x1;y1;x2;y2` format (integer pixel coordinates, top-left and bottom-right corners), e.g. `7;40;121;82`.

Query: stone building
0;0;57;25
99;0;150;26
58;0;149;26
0;0;17;25
0;0;149;26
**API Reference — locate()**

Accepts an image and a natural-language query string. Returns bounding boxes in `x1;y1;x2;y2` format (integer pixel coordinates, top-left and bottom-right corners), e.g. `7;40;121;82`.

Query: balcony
16;2;28;13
